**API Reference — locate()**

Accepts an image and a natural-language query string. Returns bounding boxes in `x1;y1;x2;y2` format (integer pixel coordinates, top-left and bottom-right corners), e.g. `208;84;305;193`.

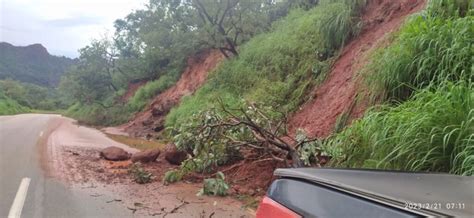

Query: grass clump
366;5;473;101
326;83;473;176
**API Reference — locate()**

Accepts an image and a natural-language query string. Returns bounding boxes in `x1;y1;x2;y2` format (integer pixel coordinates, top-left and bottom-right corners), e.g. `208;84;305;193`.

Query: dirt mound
122;50;224;137
288;0;426;138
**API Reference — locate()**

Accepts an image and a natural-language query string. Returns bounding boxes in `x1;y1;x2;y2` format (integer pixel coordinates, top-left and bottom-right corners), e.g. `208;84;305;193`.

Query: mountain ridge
0;42;77;87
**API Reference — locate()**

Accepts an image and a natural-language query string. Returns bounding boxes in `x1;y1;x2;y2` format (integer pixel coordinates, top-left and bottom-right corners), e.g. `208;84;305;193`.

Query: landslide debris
120;50;224;138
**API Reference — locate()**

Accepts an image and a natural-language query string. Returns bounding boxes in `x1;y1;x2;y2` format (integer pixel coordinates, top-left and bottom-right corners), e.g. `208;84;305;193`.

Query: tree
114;0;200;79
114;0;277;60
59;39;120;106
191;0;272;58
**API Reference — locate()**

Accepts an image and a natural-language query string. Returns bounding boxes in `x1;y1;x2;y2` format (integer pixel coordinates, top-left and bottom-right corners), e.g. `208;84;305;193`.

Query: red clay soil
122;50;224;137
225;160;283;196
120;80;148;103
288;0;426;138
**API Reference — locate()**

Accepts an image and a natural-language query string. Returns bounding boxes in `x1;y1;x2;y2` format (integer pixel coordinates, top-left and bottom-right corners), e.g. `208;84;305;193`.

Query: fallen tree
164;100;330;186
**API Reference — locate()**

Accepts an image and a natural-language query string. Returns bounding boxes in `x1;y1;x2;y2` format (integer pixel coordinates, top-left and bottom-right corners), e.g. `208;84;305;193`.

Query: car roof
274;168;474;217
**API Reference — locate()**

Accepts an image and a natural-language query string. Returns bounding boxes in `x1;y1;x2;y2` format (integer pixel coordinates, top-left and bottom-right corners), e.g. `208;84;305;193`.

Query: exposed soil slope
122;50;224;137
120;80;147;103
288;0;426;138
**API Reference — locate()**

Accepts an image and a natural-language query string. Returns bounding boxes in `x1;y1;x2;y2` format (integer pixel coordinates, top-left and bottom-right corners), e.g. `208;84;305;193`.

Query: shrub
197;172;230;196
163;169;183;185
0;91;29;115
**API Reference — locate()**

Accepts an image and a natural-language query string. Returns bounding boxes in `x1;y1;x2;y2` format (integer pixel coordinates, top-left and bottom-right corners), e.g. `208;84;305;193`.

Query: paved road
0;114;129;218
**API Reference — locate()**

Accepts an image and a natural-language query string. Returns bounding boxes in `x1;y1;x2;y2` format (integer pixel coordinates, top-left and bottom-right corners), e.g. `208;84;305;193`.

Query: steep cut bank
122;50;224;137
288;0;426;138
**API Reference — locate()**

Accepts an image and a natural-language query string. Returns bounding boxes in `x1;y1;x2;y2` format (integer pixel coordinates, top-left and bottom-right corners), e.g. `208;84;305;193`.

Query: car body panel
273;168;474;217
267;178;420;218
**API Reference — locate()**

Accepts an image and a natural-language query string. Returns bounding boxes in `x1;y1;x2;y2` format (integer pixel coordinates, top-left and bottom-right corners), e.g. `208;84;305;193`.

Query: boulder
100;146;131;161
164;144;188;165
131;148;161;163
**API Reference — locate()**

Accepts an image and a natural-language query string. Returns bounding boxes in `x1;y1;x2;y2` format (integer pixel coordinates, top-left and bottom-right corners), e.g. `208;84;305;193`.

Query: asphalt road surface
0;114;129;218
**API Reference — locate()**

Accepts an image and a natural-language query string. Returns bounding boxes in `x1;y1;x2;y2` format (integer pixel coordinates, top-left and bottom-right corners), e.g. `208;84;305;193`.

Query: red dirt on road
42;115;253;217
288;0;426;138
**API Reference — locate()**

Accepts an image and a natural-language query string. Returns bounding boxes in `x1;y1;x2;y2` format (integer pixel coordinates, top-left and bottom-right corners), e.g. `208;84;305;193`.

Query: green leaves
163;169;183;185
59;38;119;105
296;130;323;166
197;172;229;196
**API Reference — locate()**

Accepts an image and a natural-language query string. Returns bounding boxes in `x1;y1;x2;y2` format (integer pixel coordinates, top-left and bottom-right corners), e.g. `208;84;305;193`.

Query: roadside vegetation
0;42;74;115
3;0;472;201
325;0;474;176
58;0;309;126
163;0;367;184
0;90;29;115
0;79;68;115
166;1;364;127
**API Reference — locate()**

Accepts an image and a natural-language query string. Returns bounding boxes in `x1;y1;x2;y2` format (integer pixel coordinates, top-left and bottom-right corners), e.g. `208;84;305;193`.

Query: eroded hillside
289;0;426;137
121;50;224;138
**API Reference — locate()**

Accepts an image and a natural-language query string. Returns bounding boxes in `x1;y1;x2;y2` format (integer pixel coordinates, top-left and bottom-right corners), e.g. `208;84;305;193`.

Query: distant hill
0;42;76;87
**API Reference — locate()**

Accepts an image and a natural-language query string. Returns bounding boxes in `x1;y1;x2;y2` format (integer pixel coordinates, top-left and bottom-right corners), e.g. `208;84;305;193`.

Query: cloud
0;0;147;58
45;16;105;28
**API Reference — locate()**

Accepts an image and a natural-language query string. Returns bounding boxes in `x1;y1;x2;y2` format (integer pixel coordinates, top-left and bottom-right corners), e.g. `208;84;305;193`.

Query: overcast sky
0;0;147;58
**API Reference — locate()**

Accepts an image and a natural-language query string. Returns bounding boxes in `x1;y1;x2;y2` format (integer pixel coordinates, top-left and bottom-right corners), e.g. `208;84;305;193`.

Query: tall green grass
327;1;474;176
166;1;362;127
326;83;473;176
366;4;473;101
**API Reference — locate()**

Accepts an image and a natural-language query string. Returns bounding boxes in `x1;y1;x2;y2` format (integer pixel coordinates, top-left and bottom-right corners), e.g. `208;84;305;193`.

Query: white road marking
39;131;43;137
8;177;31;218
